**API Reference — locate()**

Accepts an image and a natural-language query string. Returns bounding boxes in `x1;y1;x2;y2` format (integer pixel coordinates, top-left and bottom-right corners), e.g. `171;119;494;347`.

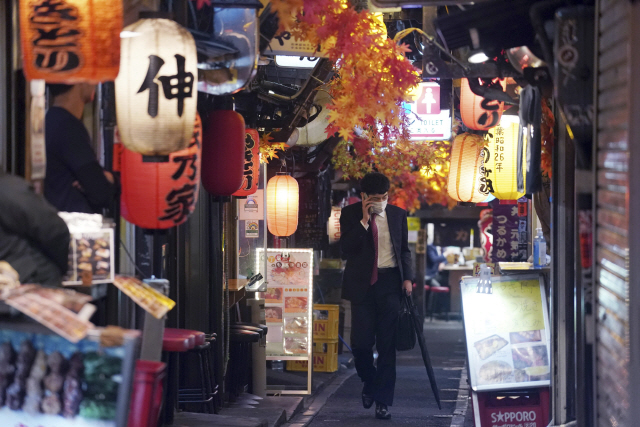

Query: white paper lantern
116;18;197;156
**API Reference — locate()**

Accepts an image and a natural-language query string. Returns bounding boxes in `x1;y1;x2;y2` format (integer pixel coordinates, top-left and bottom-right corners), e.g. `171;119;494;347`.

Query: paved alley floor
303;319;470;426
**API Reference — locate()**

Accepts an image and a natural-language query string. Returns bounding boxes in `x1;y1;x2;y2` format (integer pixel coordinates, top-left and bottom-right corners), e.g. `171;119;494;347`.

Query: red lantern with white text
233;129;260;197
118;114;202;229
460;78;506;131
20;0;122;83
201;110;246;196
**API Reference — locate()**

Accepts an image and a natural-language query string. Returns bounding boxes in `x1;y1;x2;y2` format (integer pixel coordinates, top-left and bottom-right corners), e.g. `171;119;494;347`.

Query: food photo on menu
265;307;283;322
0;330;125;426
284;296;308;313
263;287;283;304
284;336;308;354
473;329;550;387
284;317;308;334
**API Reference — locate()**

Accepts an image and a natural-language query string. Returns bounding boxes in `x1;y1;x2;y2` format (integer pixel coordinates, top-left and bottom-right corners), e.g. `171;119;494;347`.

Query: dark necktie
370;213;378;285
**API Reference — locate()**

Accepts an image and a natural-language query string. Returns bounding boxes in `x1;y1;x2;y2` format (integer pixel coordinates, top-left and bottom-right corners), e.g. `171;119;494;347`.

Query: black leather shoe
375;403;391;419
362;383;374;409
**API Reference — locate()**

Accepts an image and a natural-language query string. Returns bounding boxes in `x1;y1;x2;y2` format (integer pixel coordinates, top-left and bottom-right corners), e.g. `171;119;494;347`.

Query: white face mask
371;200;387;214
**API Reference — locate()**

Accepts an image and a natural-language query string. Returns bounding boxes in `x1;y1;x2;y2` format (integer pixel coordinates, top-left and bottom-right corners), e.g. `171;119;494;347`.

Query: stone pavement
285;320;473;427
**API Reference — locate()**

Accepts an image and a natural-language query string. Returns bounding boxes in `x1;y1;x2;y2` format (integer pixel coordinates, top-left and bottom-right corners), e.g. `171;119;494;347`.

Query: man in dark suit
340;172;413;420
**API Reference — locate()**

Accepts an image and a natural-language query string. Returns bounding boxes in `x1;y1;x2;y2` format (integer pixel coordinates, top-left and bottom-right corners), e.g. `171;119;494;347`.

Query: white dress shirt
360;211;397;268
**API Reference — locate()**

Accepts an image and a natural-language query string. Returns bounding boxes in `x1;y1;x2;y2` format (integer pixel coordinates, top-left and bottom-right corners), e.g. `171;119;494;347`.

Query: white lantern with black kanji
115;16;197;156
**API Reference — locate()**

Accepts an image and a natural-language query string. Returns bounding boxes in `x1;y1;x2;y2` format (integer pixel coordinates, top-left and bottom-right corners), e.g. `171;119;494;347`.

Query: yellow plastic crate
287;339;339;372
286;354;338;373
313;304;339;340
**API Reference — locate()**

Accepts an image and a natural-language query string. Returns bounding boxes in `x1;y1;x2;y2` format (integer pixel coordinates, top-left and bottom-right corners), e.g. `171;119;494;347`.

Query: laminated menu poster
256;249;313;359
63;229;115;286
460;274;551;391
0;325;139;427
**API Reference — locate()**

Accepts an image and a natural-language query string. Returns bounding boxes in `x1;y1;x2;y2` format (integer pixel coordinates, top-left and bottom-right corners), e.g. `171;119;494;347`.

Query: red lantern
460;78;506;131
233;129;260;197
118;114;202;229
201;110;246;196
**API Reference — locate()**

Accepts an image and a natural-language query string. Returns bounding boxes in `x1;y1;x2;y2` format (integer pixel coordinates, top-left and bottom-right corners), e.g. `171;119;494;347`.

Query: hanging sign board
238;190;264;220
327;207;341;244
256;249;313;360
460;274;550;392
404;82;452;141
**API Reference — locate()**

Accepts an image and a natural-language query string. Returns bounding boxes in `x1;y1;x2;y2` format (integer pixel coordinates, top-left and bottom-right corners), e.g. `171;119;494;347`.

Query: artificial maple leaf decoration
259;132;289;164
190;0;211;10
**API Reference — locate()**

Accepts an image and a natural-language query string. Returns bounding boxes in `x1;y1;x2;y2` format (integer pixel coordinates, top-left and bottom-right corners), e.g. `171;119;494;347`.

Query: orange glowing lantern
117;113;202;229
447;133;490;203
460;78;506;131
20;0;122;83
266;174;299;237
233;129;260;197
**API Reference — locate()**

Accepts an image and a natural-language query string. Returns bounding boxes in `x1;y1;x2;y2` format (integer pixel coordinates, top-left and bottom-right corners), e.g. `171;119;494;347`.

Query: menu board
256;249;313;359
460;274;550;392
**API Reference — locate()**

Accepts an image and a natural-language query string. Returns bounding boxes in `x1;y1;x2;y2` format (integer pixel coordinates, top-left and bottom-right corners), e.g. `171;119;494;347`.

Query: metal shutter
594;0;631;425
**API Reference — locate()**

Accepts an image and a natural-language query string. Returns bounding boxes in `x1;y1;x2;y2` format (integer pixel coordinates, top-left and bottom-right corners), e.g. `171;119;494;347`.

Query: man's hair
360;172;390;195
47;83;74;99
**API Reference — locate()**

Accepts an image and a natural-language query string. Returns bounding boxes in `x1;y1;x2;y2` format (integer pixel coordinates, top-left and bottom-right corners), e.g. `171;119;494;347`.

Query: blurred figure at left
0;172;70;286
44;83;116;213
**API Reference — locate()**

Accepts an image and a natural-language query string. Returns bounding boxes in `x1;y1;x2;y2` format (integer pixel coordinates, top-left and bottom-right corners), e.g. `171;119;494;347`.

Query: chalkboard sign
460;274;550;392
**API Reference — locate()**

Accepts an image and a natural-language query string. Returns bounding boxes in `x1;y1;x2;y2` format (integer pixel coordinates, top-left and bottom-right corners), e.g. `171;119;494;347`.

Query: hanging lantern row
460;78;506;131
20;0;123;83
267;174;299;237
117;113;202;230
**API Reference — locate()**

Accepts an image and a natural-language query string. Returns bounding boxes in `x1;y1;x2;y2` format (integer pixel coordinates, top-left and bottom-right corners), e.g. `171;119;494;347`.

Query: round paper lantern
119;113;202;229
447;133;490;203
483;115;526;200
233;129;260;197
460;78;506;131
267;174;299;237
115;17;197;156
20;0;122;83
201;110;246;196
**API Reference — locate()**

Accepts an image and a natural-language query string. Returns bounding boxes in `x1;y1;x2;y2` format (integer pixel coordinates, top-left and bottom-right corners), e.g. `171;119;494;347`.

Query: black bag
396;294;416;351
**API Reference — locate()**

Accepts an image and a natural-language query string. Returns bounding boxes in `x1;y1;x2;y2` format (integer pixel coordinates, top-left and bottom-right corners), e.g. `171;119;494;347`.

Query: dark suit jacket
340;202;413;303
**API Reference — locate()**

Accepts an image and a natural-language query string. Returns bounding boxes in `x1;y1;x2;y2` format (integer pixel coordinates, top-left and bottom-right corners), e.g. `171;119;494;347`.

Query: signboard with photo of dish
460;274;551;391
256;249;313;360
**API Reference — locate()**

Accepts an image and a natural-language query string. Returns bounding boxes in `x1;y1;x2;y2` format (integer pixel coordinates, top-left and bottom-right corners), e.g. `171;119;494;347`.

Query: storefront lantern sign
233;129;260;197
20;0;122;83
460;78;506;131
118;114;202;230
116;18;197;156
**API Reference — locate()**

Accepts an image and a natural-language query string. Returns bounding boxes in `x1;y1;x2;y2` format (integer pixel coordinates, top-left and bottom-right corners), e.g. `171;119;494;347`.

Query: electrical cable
119;238;148;278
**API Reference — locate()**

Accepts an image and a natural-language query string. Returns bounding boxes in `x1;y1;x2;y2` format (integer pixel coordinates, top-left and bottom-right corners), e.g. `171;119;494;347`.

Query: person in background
426;244;450;288
0;172;70;286
340;172;413;420
44;83;116;213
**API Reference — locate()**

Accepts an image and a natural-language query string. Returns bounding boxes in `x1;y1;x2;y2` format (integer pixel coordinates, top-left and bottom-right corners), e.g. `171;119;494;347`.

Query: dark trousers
351;268;402;406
